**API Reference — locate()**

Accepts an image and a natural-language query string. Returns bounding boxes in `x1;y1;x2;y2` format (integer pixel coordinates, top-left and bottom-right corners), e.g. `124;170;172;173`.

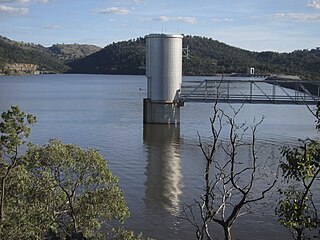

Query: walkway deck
180;78;320;105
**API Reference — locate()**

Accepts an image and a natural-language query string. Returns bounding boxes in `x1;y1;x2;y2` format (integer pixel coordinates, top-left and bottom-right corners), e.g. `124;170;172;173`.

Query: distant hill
49;44;101;62
68;35;320;80
182;36;320;80
1;35;319;79
0;36;101;74
0;36;68;73
67;38;146;75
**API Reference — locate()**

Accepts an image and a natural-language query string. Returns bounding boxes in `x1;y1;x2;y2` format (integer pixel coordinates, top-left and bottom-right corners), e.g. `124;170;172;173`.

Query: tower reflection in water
143;124;182;216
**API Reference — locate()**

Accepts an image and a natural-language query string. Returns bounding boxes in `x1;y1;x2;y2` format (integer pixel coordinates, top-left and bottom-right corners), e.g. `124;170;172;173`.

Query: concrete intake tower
143;34;183;124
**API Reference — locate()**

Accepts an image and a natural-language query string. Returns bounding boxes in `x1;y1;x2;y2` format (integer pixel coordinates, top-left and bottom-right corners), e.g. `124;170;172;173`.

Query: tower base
143;98;180;124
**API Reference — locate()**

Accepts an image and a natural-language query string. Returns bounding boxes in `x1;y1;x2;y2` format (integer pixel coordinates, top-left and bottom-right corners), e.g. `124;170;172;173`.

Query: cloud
133;0;145;3
43;24;60;29
0;0;48;15
307;0;320;9
0;0;27;2
274;12;320;21
0;4;28;14
212;17;234;23
151;16;197;24
0;0;48;3
95;7;131;15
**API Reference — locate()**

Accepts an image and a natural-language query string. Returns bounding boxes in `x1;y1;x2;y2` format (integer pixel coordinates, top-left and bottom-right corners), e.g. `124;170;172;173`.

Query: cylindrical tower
144;34;183;124
146;34;183;102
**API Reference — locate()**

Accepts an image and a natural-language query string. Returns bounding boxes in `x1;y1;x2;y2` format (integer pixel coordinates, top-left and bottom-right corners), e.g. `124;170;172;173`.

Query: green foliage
23;139;130;239
0;106;133;239
0;165;41;239
0;106;36;154
276;186;318;232
276;138;320;239
0;106;36;238
281;140;320;181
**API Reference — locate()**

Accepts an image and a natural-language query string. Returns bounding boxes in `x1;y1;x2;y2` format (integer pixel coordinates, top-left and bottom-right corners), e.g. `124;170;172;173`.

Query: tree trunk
296;228;303;240
0;166;12;223
223;225;232;240
0;177;6;222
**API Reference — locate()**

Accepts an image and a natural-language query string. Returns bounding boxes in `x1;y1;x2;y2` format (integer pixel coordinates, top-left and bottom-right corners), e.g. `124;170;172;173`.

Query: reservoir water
0;74;318;239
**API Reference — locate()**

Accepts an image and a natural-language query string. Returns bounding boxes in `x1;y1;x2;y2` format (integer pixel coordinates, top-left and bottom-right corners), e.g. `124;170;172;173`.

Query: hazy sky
0;0;319;52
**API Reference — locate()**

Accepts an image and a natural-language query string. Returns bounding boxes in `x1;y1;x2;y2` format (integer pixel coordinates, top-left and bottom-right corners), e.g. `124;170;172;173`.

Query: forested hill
68;35;320;80
48;44;101;62
0;36;68;73
1;35;319;79
0;36;101;74
68;38;146;75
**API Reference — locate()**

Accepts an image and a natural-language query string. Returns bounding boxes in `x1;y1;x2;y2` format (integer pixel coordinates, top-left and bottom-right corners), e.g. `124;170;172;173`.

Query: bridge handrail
180;78;320;105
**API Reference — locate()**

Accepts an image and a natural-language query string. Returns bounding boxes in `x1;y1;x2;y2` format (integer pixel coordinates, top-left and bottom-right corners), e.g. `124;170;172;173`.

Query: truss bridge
180;77;320;105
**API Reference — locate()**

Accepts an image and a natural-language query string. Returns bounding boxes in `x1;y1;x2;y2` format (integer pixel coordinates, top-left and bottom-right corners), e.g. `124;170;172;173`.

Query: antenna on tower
182;46;190;59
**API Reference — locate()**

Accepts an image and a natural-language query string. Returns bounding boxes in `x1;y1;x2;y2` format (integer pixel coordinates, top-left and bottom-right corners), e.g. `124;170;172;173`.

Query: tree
180;102;277;240
23;139;130;239
0;106;36;223
276;139;320;240
275;103;320;240
0;106;140;240
0;106;36;238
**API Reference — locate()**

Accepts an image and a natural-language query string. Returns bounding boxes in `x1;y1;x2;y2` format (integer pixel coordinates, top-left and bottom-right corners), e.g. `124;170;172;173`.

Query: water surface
0;74;317;239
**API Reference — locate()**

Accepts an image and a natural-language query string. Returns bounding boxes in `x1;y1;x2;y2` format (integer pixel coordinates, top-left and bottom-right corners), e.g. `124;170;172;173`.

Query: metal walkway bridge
180;77;320;105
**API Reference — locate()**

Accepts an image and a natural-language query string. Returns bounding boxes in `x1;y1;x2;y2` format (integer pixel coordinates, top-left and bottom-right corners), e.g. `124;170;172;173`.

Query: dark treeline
68;35;320;80
182;36;320;79
1;35;320;79
0;36;68;73
67;38;146;75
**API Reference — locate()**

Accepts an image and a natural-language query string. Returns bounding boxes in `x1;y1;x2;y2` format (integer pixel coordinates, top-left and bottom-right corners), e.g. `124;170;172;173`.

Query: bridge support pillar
143;98;180;124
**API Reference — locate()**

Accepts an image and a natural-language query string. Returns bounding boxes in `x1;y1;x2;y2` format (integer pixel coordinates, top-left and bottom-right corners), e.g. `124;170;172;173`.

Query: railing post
227;81;230;100
272;84;276;101
205;80;207;100
250;81;252;102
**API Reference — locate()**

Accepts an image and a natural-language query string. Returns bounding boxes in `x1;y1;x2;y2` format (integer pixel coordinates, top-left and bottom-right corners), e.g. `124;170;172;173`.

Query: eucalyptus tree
276;139;320;240
23;139;130;239
0;106;36;224
0;106;135;239
274;103;320;240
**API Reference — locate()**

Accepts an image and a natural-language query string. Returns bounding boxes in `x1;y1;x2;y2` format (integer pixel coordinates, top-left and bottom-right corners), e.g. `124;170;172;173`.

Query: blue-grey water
0;74;318;239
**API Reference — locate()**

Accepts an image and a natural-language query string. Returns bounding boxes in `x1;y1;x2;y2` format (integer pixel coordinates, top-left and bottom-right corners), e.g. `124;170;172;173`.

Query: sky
0;0;319;53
